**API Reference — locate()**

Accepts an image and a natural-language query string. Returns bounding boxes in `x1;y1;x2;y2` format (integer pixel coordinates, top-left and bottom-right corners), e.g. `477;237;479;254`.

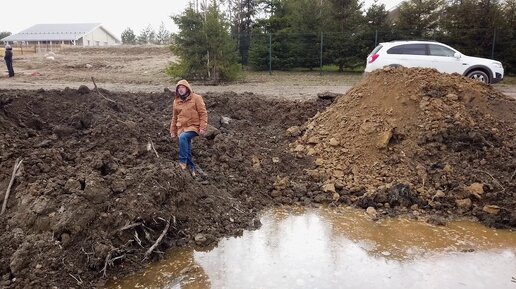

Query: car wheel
467;70;489;84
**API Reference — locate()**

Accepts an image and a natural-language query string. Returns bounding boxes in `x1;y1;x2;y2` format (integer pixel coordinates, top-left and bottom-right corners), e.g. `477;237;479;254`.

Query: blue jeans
6;59;14;77
178;131;198;171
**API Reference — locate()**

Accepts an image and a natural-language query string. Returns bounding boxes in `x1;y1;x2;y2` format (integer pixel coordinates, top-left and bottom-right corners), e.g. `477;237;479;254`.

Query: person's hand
170;132;176;139
199;128;206;136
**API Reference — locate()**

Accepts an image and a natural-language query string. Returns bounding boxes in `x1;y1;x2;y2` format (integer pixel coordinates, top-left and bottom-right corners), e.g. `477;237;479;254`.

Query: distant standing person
170;79;208;178
4;45;14;78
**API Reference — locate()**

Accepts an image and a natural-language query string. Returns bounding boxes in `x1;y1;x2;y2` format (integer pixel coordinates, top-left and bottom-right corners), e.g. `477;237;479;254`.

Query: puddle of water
105;207;516;289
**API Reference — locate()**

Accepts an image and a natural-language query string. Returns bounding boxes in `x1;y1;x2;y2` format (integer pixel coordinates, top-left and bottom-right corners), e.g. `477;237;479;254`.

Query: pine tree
325;0;367;71
440;0;503;57
137;25;156;44
498;0;516;72
121;28;137;44
364;1;390;48
394;0;443;39
156;22;171;45
287;0;331;69
0;31;11;44
168;1;241;81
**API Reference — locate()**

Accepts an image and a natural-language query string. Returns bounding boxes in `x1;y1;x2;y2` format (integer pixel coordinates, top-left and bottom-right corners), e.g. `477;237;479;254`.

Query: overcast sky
0;0;401;39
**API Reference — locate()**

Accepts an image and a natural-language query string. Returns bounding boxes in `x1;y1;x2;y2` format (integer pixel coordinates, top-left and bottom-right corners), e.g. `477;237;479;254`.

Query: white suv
365;41;504;84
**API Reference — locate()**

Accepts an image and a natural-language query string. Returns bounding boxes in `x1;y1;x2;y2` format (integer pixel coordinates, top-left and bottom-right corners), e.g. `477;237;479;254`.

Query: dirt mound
0;88;329;288
292;67;516;228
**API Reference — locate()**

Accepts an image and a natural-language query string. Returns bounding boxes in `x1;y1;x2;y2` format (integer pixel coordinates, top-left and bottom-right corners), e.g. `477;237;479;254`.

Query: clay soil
293;67;516;228
0;47;515;288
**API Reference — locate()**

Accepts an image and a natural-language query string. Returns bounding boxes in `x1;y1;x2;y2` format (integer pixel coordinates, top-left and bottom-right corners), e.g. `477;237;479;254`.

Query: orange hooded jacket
170;80;208;136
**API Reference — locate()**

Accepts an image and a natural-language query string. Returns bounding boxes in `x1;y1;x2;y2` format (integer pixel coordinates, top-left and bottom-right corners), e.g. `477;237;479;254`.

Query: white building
1;23;120;46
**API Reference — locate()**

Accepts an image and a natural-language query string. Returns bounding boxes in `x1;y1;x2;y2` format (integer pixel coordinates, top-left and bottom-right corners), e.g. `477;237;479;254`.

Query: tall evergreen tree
325;0;367;71
169;7;208;79
204;1;241;80
440;0;503;58
364;1;390;48
288;0;331;33
495;0;516;72
287;0;332;69
0;31;11;44
329;0;364;32
255;0;289;33
248;0;289;70
365;0;390;32
121;28;137;44
137;25;156;44
168;1;240;81
394;0;443;39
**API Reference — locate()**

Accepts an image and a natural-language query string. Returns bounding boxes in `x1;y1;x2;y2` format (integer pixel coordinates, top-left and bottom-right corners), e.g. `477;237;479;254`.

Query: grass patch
283;65;365;73
501;75;516;85
240;70;363;86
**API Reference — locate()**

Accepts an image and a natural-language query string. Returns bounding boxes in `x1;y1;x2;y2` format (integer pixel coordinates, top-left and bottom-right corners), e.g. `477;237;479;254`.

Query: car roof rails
388;40;440;43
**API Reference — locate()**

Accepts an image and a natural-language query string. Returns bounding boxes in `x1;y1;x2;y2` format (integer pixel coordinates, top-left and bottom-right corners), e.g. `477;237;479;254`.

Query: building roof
1;23;119;42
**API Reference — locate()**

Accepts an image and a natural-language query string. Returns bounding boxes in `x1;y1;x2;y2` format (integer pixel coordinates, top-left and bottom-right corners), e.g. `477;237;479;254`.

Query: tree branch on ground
1;158;23;215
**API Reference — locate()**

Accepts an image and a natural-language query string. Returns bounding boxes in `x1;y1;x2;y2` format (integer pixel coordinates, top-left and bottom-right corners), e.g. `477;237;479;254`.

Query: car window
369;44;383;55
387;44;427;55
429;44;455;57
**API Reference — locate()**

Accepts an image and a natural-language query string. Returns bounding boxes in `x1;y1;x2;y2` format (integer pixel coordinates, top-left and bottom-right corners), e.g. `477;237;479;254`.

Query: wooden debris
144;219;170;259
91;77;116;103
1;158;23;215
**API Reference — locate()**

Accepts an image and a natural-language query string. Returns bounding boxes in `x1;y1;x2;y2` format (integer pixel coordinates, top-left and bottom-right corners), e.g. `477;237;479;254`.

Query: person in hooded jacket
4;45;14;77
170;79;208;177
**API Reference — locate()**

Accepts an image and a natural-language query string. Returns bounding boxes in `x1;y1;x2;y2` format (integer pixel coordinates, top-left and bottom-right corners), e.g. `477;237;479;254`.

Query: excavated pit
0;67;515;288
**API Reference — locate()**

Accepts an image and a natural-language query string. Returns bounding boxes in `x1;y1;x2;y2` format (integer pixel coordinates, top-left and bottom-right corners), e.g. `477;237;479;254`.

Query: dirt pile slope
293;67;516;228
0;88;328;288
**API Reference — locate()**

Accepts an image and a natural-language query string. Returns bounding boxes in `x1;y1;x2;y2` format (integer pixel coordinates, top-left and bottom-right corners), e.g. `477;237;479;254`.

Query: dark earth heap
0;87;328;288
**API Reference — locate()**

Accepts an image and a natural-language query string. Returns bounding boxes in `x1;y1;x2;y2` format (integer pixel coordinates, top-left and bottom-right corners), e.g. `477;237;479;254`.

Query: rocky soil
292;67;516;227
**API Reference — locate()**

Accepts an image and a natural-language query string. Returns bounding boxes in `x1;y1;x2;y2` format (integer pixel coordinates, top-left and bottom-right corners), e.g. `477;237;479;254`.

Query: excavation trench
1;68;515;288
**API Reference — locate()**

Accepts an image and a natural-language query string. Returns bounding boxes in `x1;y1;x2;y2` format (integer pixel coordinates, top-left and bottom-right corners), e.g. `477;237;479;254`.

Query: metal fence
234;28;515;74
1;43;72;56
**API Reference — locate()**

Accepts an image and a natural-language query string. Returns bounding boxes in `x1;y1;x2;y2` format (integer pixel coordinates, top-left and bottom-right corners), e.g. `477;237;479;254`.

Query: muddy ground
1;45;515;100
0;87;332;288
0;47;515;288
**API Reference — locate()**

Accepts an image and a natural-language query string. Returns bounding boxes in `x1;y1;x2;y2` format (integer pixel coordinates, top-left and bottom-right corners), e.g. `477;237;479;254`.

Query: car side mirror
454;52;461;59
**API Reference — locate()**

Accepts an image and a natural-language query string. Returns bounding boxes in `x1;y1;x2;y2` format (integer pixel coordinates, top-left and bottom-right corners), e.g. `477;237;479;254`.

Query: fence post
491;28;496;59
268;33;272;75
241;33;244;70
320;32;324;75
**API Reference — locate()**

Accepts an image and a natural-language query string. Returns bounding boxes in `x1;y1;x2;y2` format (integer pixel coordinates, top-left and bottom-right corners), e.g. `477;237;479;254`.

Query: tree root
1;157;23;215
144;218;170;260
91;77;116;103
473;169;505;192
